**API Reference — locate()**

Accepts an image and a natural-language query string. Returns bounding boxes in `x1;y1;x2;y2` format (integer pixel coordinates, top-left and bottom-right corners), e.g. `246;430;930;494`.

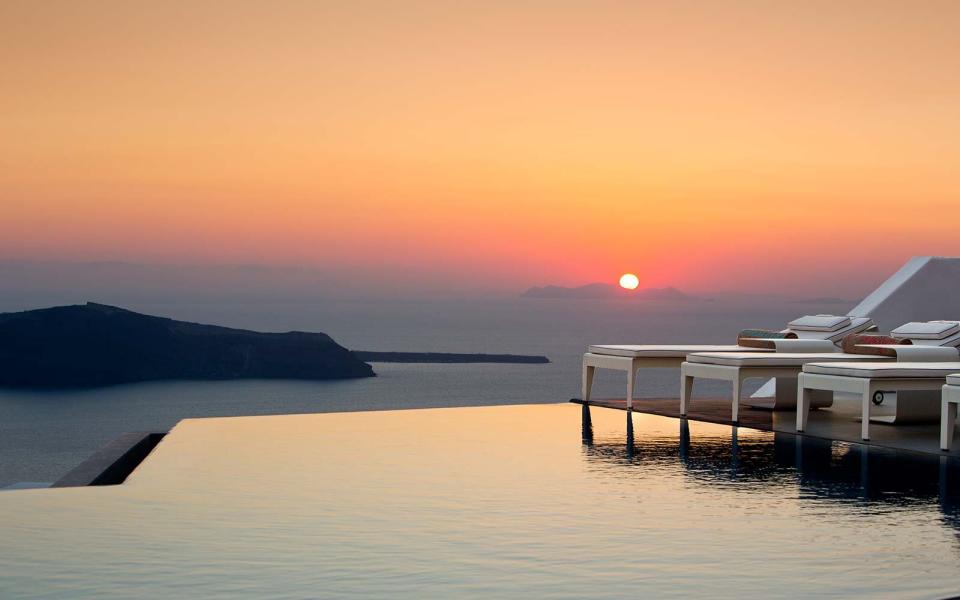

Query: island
353;351;549;364
522;283;695;300
0;303;375;387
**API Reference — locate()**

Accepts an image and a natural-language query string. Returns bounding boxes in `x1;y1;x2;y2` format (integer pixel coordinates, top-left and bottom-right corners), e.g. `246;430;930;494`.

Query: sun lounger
681;352;883;422
681;320;960;423
790;320;960;434
941;375;960;450
797;362;960;441
584;315;874;408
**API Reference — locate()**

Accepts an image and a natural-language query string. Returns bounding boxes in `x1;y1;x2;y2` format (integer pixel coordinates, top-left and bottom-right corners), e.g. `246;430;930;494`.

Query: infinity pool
1;404;958;598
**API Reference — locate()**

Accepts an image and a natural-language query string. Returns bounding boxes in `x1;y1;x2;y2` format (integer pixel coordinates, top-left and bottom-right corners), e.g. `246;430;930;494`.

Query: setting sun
619;273;640;290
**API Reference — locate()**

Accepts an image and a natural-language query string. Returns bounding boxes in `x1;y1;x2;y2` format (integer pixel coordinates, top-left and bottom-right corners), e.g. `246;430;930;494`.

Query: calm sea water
0;405;957;599
0;297;831;486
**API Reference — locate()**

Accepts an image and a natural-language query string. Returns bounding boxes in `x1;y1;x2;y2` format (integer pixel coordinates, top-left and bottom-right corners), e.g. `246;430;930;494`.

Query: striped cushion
840;333;911;357
736;328;797;348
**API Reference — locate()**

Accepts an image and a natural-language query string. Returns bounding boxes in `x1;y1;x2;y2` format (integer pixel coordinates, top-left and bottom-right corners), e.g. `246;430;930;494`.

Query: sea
7;297;960;599
0;296;844;487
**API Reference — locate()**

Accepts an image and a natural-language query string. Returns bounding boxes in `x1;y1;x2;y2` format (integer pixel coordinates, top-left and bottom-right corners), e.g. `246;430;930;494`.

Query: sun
619;273;640;290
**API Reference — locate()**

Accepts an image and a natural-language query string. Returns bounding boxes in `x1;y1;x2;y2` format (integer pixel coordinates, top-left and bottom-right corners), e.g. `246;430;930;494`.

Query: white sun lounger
681;352;887;423
941;375;960;451
583;315;873;409
797;362;960;441
682;320;960;423
792;320;960;433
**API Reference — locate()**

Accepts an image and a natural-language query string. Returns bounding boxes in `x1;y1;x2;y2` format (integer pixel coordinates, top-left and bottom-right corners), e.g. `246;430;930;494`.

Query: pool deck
572;397;960;459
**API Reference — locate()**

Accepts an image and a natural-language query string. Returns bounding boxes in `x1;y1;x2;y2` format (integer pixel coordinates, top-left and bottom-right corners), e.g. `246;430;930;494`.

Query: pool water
1;404;958;599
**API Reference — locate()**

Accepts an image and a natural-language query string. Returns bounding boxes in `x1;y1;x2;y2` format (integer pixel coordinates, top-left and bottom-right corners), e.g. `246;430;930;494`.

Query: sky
2;1;959;298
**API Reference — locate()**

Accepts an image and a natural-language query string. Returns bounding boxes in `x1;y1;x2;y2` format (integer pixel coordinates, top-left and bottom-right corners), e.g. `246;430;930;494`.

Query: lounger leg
796;375;810;432
626;367;635;410
861;383;872;441
681;369;694;416
582;363;595;401
942;395;957;451
731;374;742;424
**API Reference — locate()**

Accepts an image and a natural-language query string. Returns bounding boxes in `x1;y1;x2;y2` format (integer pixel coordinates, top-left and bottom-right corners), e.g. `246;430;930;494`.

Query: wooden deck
572;396;960;459
571;397;773;430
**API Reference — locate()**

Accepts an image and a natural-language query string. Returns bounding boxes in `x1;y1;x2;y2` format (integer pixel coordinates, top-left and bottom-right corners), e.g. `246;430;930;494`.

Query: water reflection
1;404;957;598
581;406;960;536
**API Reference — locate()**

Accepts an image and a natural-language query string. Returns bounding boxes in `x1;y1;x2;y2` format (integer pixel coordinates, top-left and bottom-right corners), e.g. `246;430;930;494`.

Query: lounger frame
680;362;831;423
797;372;944;440
582;353;681;409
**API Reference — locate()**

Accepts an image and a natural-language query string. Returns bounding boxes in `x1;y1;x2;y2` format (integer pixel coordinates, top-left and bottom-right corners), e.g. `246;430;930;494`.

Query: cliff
0;303;375;387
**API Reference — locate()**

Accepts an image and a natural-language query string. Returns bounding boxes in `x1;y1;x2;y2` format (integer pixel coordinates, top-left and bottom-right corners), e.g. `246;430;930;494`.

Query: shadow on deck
572;397;773;430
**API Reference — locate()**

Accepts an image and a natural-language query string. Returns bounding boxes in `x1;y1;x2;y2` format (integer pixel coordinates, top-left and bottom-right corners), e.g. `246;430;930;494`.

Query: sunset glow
3;4;960;597
2;2;959;297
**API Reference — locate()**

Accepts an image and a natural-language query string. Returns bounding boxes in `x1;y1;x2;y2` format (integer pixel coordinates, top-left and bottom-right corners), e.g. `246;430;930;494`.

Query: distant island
0;303;375;388
0;303;550;388
353;351;549;364
522;283;695;300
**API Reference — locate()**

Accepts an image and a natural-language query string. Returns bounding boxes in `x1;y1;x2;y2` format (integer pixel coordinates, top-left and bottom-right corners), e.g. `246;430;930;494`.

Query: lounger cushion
891;321;960;340
803;361;960;379
738;329;796;339
947;374;960;386
686;352;876;367
788;315;851;332
587;344;769;358
785;316;871;342
588;317;874;359
800;316;875;343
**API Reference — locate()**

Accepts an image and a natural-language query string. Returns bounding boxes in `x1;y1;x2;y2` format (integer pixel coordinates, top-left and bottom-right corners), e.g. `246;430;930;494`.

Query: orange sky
2;1;959;296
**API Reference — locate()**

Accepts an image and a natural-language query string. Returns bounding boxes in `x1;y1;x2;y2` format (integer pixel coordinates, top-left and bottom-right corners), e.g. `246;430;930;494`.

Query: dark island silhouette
0;303;375;388
522;283;694;300
354;351;549;364
0;303;550;388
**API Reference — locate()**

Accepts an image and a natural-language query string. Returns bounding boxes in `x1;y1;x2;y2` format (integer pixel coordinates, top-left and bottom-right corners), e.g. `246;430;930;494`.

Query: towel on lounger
736;329;798;348
840;333;911;357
